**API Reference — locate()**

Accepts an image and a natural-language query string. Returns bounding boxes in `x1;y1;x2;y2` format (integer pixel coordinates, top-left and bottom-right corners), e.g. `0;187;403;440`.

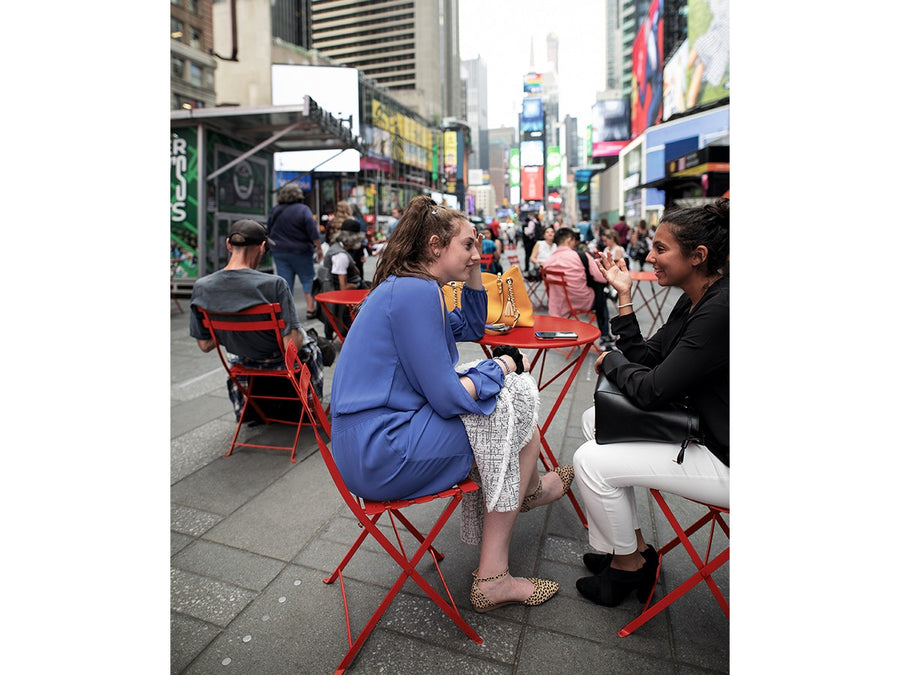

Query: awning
170;96;365;155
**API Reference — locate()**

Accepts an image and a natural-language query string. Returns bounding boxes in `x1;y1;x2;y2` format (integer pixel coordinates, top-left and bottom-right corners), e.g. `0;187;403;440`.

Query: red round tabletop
630;271;660;283
314;289;370;305
477;315;600;349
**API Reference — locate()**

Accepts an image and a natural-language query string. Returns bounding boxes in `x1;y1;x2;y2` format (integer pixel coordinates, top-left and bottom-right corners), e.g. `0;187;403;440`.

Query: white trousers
574;407;730;555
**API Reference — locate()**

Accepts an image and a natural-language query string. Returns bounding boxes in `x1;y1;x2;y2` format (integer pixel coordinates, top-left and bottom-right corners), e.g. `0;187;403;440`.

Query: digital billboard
546;146;561;187
521;166;543;201
685;0;729;111
520;139;544;168
271;64;360;172
591;99;630;157
521;97;544;134
524;72;542;94
630;0;664;138
509;149;520;188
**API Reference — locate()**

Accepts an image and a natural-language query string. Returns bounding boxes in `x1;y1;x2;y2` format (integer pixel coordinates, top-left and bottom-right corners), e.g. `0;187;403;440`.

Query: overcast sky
458;0;608;132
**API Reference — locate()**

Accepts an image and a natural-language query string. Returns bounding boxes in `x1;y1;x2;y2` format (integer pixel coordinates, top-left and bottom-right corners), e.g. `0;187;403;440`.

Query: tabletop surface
314;289;370;304
630;271;660;282
477;314;600;348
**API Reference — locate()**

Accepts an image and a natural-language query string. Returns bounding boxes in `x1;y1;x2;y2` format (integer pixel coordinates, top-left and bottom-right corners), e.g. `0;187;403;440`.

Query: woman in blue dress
331;195;570;612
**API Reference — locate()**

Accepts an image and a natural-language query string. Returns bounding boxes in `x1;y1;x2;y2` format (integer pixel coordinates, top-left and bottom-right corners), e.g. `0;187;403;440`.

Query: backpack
577;250;606;291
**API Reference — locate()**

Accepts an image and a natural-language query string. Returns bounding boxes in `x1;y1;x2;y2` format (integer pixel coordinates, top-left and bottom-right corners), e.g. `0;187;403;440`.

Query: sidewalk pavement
171;247;728;674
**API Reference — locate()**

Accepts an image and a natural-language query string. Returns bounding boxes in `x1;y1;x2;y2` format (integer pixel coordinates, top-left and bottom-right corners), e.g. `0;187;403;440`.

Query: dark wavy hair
370;196;469;290
659;197;729;276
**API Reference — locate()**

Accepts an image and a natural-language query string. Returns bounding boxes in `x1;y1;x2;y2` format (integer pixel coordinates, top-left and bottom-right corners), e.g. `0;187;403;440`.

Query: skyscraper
461;57;489;173
310;0;461;122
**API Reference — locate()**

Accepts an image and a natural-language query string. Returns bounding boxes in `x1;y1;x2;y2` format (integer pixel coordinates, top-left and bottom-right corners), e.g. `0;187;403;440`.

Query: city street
170;247;728;673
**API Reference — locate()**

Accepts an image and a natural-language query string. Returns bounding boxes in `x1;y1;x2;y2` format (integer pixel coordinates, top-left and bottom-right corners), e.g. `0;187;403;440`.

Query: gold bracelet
617;302;634;308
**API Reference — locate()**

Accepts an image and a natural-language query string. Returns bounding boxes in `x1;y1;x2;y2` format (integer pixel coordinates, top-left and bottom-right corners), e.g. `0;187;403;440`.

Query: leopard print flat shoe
520;464;574;512
470;569;559;613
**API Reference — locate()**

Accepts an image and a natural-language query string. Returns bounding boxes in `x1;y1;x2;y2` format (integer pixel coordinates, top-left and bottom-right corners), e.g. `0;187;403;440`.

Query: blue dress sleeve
389;279;499;416
447;285;488;341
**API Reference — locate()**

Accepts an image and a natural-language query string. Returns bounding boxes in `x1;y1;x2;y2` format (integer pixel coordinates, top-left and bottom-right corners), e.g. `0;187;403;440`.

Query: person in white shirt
530;225;557;269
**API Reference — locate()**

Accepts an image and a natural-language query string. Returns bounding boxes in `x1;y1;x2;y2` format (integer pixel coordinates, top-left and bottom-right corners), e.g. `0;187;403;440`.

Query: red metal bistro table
314;289;370;343
477;315;600;528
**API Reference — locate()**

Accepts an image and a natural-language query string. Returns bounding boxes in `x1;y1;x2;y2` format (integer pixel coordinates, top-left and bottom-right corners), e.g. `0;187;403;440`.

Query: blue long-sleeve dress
330;275;508;500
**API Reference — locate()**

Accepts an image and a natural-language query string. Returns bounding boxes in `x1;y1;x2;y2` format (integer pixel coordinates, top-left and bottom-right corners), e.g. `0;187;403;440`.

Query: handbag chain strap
503;276;520;327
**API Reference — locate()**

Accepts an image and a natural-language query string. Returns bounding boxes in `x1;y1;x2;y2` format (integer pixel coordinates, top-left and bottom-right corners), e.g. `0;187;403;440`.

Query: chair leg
328;497;483;672
618;491;729;637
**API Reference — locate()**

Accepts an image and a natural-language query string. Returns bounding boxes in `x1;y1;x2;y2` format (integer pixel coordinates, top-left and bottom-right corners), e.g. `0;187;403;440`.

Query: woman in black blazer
573;198;730;607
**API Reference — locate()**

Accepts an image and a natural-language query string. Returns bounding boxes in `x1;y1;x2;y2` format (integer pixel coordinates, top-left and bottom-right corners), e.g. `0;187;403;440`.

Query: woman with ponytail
331;195;570;613
572;198;730;608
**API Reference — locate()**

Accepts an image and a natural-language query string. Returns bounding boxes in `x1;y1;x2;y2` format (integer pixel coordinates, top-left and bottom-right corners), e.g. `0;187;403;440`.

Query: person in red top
488;218;501;242
612;215;630;247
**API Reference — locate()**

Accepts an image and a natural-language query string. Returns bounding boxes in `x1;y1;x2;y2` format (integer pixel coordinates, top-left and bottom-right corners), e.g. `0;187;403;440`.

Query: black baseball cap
227;219;275;248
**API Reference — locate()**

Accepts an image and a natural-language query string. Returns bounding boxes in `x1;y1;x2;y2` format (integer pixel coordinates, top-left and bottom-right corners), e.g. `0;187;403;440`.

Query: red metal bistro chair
284;342;483;674
618;489;730;637
196;302;309;462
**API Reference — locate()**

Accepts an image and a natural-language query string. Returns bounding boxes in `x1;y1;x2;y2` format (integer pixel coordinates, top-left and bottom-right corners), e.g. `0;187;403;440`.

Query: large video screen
521;166;543;201
520;139;544;167
630;0;664;138
521;97;543;133
591;99;630;157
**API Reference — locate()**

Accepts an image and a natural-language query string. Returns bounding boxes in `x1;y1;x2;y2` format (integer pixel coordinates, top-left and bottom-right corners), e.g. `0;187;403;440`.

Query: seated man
189;219;323;422
541;227;614;349
314;217;368;339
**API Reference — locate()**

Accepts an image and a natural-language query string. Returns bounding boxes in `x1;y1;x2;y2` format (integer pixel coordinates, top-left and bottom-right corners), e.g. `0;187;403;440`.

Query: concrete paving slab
180;563;383;674
171;449;297;516
172;539;289;592
517;625;679;675
201;455;345;560
171;613;220;674
171;567;257;628
171;503;223;538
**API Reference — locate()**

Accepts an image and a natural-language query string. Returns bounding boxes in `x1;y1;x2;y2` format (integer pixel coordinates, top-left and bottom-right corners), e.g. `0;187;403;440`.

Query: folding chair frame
540;268;603;357
284;343;483;674
618;488;729;637
506;253;546;309
197;303;309;462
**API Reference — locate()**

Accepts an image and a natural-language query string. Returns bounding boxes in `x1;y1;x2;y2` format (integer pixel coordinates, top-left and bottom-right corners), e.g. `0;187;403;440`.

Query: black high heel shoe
582;545;657;575
575;553;659;607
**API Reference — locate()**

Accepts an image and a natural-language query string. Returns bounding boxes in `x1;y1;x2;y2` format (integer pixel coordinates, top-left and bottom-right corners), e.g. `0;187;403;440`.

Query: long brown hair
370;196;468;290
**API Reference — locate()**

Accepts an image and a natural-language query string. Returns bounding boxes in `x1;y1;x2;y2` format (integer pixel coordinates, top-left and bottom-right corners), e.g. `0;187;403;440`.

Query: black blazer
601;277;729;466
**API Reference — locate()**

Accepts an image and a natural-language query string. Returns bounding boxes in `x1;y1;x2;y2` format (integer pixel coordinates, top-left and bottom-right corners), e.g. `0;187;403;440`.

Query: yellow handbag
441;265;534;330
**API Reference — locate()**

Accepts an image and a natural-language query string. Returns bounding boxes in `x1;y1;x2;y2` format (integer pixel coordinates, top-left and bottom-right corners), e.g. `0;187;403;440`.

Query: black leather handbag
593;373;703;463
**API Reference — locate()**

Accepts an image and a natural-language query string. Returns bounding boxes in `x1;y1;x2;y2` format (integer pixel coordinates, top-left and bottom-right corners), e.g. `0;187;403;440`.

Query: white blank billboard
271;65;360;172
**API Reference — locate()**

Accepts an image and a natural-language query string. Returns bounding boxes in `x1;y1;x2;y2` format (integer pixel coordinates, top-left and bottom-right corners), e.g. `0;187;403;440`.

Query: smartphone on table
534;331;577;340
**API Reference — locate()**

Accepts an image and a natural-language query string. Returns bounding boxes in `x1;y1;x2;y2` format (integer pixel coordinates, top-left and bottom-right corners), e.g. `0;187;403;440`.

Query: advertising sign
630;0;664;138
509;148;520;188
684;0;730;110
521;97;544;134
546;146;562;187
520;139;544;168
215;144;269;216
521;165;543;201
271;64;360;172
591;99;631;157
524;72;543;94
171;127;198;277
443;130;458;193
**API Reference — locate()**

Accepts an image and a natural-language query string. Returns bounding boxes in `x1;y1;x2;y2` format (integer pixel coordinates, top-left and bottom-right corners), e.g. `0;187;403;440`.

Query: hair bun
704;197;729;230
